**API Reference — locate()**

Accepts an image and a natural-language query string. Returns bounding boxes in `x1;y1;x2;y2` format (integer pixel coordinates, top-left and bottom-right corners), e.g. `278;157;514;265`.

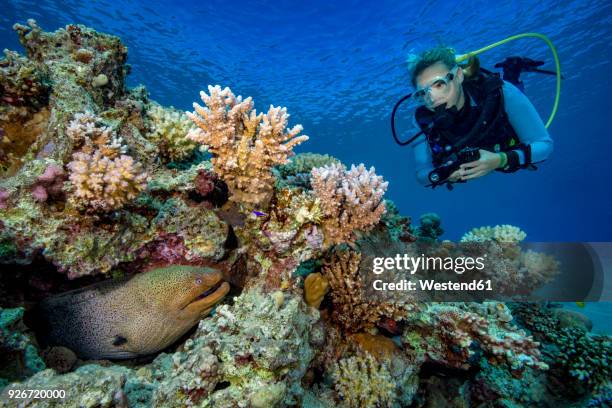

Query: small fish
252;210;267;217
575;301;586;308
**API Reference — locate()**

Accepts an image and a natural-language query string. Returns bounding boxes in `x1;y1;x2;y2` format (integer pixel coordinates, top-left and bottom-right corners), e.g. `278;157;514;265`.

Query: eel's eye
195;278;203;285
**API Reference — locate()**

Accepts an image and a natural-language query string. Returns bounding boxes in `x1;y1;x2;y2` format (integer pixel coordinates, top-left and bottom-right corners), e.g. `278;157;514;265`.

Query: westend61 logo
372;254;487;275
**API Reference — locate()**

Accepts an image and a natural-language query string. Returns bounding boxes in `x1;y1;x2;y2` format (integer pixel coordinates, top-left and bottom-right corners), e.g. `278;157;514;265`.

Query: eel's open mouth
196;279;226;300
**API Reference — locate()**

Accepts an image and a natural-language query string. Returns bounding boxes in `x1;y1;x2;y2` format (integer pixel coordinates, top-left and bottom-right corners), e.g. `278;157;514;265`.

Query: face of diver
415;61;465;110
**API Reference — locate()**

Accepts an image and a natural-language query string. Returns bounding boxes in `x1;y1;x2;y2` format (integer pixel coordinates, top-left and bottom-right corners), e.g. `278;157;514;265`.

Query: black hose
390;93;425;146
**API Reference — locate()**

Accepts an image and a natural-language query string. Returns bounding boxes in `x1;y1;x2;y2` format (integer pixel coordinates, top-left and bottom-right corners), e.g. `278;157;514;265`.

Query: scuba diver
391;34;562;189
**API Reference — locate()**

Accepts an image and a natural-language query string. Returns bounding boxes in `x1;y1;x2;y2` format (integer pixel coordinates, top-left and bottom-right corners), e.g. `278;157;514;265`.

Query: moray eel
35;265;230;360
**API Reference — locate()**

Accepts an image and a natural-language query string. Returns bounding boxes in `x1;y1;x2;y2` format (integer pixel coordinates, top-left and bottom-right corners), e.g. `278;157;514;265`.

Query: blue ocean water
1;1;611;330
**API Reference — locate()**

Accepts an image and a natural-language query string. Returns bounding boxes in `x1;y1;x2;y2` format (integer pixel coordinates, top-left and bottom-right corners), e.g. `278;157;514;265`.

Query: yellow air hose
455;33;561;128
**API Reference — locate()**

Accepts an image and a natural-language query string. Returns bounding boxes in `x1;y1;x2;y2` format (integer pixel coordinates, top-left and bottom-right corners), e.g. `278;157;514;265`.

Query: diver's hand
448;169;463;182
459;150;502;180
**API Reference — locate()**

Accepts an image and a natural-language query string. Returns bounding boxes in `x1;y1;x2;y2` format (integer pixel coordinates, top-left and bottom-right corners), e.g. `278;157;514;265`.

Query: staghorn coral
145;103;198;162
66;113;148;211
322;250;407;332
186;85;309;207
331;351;397;408
461;224;527;243
311;163;388;247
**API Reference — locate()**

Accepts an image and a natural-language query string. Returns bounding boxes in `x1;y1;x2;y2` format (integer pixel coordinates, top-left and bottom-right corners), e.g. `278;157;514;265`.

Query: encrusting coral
311;163;388;247
186;85;309;207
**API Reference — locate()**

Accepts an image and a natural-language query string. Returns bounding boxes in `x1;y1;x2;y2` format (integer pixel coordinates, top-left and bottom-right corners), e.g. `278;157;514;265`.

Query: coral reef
380;200;416;243
1;19;609;408
0;22;231;278
3;287;319;407
187;85;309;207
511;302;611;400
401;303;548;371
461;224;527;243
311;163;388;247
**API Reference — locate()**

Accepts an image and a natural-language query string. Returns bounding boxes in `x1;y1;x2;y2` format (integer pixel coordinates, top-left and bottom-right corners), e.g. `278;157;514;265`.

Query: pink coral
31;164;66;202
310;163;388;247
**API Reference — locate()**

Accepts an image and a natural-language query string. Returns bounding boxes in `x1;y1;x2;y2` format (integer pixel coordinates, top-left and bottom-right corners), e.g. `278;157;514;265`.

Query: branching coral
551;328;611;391
186;85;308;207
461;224;527;243
323;250;407;332
66;113;148;211
146;103;198;162
331;351;397;408
311;163;387;247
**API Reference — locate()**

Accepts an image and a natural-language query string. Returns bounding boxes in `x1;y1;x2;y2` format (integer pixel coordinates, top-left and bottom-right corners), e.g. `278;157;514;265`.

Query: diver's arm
412;136;434;186
502;81;554;166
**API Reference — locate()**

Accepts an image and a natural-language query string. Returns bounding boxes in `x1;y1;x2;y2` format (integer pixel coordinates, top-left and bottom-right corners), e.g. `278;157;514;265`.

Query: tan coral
310;163;387;247
186;85;308;207
461;224;527;243
66;113;148;211
331;351;397;408
323;250;406;332
304;272;329;308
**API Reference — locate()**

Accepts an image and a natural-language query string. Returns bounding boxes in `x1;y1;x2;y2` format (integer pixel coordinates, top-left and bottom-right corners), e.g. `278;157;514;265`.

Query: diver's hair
407;46;456;87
